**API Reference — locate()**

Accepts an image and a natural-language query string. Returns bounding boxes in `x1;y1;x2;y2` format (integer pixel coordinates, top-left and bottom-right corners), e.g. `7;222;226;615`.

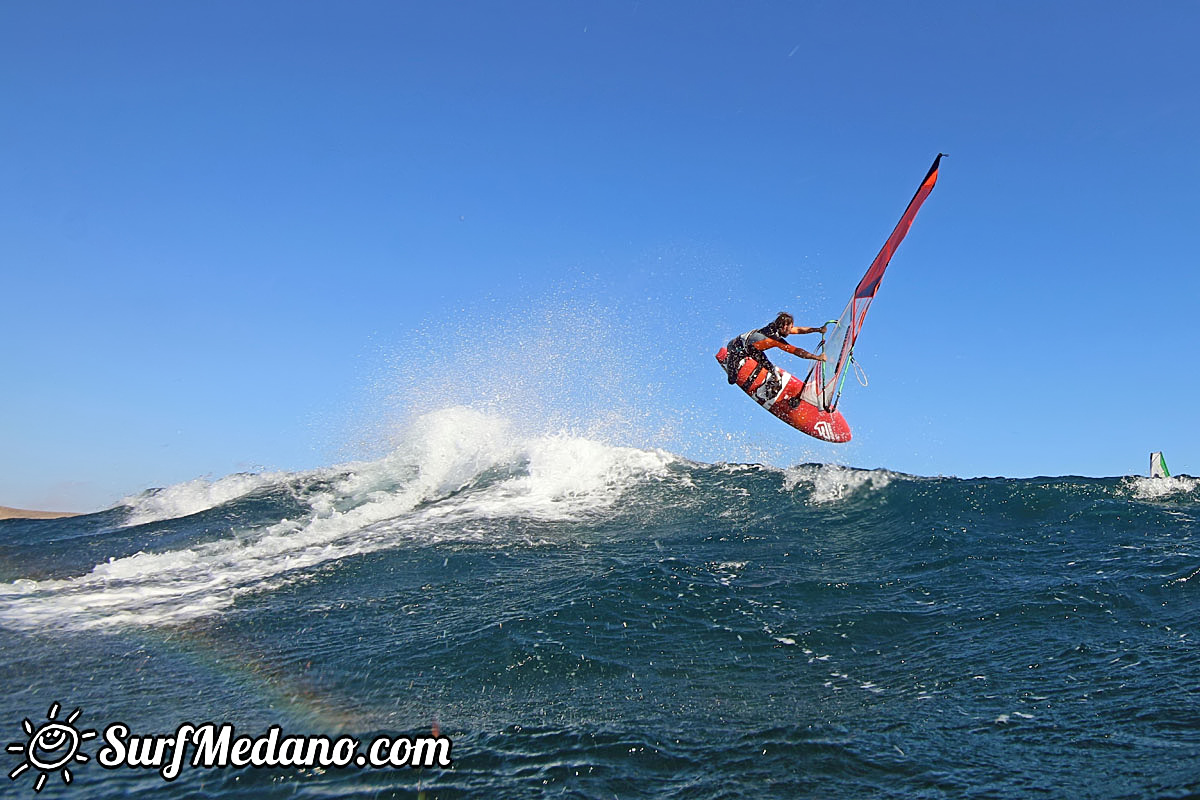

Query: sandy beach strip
0;506;83;520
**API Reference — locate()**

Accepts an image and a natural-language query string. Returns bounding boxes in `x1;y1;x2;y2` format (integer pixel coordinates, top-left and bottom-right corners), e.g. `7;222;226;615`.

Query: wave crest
781;463;896;504
0;407;677;631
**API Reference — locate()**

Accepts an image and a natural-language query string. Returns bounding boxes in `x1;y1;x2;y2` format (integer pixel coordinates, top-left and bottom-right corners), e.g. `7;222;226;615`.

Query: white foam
781;463;894;504
121;470;295;526
0;407;677;631
1126;475;1199;501
334;408;675;522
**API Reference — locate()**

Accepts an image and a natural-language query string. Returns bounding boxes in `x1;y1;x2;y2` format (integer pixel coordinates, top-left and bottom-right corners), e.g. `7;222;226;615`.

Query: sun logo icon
6;703;97;793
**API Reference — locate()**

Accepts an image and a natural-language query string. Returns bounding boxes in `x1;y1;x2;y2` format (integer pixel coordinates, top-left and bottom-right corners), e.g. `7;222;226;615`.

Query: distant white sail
1150;452;1170;478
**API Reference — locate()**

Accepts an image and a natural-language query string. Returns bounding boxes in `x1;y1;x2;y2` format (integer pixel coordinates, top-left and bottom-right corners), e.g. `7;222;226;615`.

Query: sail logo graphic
6;703;96;793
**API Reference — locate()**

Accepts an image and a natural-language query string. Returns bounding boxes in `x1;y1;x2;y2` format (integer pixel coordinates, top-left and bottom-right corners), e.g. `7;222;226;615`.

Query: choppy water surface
2;408;1197;798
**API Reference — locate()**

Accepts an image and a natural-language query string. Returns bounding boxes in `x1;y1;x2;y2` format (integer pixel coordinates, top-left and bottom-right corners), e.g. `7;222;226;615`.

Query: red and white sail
800;154;944;412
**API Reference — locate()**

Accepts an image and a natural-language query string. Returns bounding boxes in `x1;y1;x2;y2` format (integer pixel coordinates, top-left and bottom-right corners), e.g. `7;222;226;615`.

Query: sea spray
341;276;836;472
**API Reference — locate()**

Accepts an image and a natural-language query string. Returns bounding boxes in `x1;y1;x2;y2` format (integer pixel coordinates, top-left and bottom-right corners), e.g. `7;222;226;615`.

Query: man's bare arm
755;338;827;362
783;343;826;362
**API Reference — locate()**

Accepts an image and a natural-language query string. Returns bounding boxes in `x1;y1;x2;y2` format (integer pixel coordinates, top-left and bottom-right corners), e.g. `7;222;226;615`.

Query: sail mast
801;154;944;412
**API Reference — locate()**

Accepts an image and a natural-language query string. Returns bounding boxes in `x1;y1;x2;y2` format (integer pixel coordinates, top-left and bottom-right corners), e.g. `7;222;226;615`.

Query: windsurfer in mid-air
723;312;827;402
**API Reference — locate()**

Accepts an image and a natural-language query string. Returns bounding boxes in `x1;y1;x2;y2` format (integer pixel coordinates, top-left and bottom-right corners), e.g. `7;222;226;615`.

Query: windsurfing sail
801;154;944;412
1151;452;1171;478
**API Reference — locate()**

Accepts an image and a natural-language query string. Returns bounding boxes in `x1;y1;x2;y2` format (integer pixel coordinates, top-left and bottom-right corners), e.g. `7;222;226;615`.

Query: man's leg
754;362;783;404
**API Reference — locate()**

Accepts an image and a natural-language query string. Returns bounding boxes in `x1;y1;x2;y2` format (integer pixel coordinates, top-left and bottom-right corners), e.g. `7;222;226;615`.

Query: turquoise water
1;408;1197;798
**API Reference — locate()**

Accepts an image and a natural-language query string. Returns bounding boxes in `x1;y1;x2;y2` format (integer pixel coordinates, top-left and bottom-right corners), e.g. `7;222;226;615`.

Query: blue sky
3;1;1197;509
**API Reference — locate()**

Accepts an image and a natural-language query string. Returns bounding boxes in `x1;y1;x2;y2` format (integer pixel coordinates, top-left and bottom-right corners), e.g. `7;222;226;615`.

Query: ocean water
1;406;1198;799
